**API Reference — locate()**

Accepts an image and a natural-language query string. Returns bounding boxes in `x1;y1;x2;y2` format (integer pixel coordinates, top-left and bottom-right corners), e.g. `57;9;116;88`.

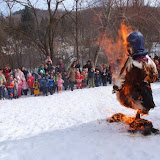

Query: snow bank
0;83;160;160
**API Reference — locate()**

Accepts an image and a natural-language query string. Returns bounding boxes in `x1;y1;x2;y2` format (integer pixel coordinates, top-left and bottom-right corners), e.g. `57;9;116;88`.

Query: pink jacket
57;78;64;87
22;81;28;90
15;71;25;82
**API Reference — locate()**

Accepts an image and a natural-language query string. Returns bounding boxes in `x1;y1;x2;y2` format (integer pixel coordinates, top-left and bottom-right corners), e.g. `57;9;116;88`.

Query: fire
103;22;159;135
107;113;154;135
98;22;134;76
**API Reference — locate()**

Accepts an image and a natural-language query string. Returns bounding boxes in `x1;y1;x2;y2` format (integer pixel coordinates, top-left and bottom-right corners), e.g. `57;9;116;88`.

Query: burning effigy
99;22;159;135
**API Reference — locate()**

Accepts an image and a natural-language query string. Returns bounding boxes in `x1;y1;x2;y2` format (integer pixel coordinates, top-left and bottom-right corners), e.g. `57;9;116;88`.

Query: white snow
0;83;160;160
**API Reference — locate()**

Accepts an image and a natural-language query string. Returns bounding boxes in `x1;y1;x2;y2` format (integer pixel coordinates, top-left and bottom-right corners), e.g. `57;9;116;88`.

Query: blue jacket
127;32;148;60
41;78;49;87
48;78;54;87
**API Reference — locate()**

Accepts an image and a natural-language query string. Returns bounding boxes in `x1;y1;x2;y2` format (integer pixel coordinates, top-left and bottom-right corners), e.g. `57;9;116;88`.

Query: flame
98;22;134;76
108;113;152;132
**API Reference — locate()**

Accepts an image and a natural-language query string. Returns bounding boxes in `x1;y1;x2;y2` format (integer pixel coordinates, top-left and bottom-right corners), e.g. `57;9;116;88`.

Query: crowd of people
0;56;112;100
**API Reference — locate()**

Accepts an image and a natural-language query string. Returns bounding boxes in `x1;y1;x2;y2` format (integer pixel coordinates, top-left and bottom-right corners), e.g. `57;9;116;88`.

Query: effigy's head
126;32;145;56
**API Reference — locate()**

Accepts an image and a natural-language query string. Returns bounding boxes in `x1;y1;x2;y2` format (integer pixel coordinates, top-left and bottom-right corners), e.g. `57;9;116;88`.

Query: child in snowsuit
0;78;5;100
18;79;22;97
41;76;49;96
33;79;40;96
27;73;35;95
22;80;28;95
76;70;83;89
6;75;14;100
63;72;69;90
38;76;43;92
95;70;102;87
88;68;95;88
54;73;59;92
57;74;64;93
81;70;87;88
48;75;55;95
13;78;19;99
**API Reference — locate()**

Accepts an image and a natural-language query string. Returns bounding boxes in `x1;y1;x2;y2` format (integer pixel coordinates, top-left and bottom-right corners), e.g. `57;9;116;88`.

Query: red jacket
27;76;35;88
76;73;83;82
3;68;12;80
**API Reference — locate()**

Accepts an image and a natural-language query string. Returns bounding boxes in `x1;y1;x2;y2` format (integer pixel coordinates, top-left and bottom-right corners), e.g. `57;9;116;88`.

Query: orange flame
98;22;134;76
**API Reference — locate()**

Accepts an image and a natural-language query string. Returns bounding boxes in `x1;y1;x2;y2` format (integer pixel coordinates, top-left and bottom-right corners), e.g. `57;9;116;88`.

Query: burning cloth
113;32;158;115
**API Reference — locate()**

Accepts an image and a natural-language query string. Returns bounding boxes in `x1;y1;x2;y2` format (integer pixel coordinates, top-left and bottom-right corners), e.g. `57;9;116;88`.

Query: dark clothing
88;71;95;79
23;89;28;95
48;64;54;73
101;68;108;86
118;65;155;112
55;67;61;74
62;75;69;90
41;78;48;95
56;63;65;73
95;74;102;87
70;82;75;91
49;86;54;95
32;73;38;80
48;78;55;94
127;32;148;60
8;88;13;100
75;63;81;73
44;67;49;73
83;64;92;73
22;70;29;80
0;86;5;99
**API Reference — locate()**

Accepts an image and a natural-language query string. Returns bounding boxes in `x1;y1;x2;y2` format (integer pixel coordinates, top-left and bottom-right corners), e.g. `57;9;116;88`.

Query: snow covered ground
0;83;160;160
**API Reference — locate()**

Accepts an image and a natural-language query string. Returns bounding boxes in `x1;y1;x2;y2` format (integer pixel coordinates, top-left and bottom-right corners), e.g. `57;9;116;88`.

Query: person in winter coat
32;72;38;80
15;68;25;82
88;68;95;88
44;64;49;73
18;79;23;97
113;31;158;118
95;70;102;87
81;69;88;88
41;76;49;96
54;73;59;92
76;70;83;89
83;60;92;74
6;75;14;100
33;79;40;96
101;64;108;86
21;67;29;80
22;80;28;95
0;69;6;84
0;78;5;100
67;62;76;91
38;75;43;92
48;75;55;95
107;66;112;84
62;72;69;90
13;78;19;99
38;64;45;75
3;65;11;80
27;73;35;95
75;59;81;73
55;64;61;74
57;58;65;74
57;74;64;93
45;56;52;65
